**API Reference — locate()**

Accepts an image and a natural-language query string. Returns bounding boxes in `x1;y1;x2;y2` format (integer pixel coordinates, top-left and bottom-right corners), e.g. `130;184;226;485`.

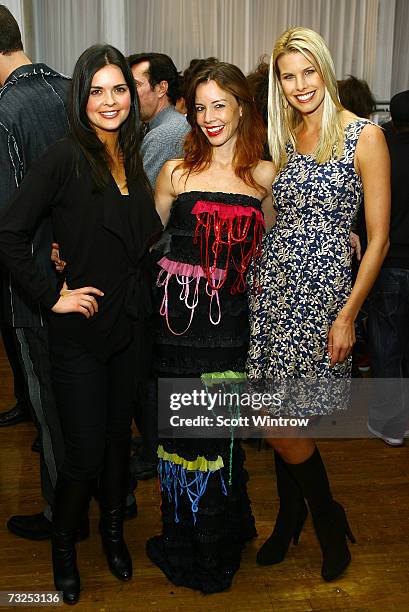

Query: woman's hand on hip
52;281;104;318
327;316;356;367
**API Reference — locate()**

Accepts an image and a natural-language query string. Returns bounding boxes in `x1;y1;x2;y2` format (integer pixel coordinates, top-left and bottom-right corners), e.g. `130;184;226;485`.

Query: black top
357;123;409;269
0;137;162;360
382;122;409;269
0;63;71;327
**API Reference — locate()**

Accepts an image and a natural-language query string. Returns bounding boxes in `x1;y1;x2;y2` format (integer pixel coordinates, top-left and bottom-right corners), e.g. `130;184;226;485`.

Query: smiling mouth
100;111;119;118
295;91;315;103
206;125;224;137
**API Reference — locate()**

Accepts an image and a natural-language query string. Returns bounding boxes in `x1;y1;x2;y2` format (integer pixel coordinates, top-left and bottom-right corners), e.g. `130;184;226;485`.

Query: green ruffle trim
157;444;224;472
200;370;246;386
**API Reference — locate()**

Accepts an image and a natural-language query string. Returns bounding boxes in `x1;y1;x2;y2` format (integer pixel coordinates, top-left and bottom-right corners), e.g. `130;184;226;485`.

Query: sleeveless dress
246;120;370;414
146;191;264;593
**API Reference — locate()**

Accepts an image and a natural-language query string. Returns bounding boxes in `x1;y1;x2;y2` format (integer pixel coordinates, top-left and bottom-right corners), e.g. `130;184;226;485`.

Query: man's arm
0;124;20;211
0;166;61;308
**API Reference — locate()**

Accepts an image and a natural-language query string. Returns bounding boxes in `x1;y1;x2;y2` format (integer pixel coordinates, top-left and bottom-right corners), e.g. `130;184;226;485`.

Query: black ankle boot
99;506;132;581
52;476;93;605
52;530;80;605
284;447;355;581
257;451;308;565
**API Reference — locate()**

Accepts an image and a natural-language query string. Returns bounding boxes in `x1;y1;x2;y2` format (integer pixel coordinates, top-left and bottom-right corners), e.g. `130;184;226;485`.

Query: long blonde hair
268;27;344;171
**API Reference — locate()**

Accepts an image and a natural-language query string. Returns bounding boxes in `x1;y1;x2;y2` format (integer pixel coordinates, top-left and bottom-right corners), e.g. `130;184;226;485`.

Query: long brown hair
179;60;266;192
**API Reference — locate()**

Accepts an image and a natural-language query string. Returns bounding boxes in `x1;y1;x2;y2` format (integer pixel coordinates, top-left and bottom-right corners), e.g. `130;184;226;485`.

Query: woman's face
86;64;131;136
194;79;242;147
277;51;325;116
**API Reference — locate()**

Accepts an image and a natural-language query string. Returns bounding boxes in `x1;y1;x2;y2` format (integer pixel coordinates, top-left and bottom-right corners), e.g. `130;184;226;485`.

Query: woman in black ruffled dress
146;60;275;593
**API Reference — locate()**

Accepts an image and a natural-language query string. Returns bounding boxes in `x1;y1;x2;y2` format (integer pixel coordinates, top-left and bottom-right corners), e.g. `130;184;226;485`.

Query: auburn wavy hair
179;60;266;193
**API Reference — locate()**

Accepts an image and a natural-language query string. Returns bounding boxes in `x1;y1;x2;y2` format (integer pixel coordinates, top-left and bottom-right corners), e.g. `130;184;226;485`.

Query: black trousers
368;267;409;436
131;315;158;463
1;271;63;509
50;336;135;481
0;325;32;410
15;327;64;507
0;270;32;412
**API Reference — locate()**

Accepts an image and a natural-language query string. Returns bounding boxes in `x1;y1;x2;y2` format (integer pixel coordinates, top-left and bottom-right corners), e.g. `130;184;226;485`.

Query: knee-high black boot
284;447;356;581
52;476;92;605
257;451;308;565
99;438;132;581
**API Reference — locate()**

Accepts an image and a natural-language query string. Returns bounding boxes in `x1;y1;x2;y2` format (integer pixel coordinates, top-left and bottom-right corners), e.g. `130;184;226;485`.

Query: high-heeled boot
52;476;92;605
284;447;356;581
257;451;308;565
99;437;132;581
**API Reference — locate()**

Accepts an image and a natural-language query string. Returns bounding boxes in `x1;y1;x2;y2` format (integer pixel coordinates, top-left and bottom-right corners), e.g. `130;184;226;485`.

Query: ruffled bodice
153;190;263;375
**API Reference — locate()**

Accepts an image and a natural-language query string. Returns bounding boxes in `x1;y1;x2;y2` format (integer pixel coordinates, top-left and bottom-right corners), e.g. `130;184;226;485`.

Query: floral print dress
247;120;370;413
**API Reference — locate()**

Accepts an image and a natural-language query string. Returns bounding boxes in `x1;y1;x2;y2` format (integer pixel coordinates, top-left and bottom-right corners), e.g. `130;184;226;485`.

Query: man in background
0;4;70;540
126;52;190;480
367;90;409;446
128;52;190;188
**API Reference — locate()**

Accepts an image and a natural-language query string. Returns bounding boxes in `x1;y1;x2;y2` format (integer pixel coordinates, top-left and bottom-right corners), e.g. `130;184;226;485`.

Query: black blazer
0;137;162;360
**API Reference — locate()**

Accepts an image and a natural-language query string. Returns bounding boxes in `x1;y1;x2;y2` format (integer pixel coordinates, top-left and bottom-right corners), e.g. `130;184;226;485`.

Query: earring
281;97;288;110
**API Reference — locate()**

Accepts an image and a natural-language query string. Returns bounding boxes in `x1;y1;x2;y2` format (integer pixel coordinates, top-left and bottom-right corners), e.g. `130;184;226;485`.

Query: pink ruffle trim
156;257;223;335
157;257;225;280
192;200;265;226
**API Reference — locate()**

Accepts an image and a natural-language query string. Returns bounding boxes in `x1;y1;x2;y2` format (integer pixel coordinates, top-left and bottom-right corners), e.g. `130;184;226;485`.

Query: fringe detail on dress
192;200;264;294
158;459;228;524
156;257;224;334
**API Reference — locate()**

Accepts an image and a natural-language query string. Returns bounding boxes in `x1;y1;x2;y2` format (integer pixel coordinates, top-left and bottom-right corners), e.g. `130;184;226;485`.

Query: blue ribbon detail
158;459;228;524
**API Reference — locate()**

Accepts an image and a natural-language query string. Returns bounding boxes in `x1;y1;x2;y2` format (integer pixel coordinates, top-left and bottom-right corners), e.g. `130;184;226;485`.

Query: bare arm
262;192;276;230
254;161;276;230
329;124;390;366
154;160;179;228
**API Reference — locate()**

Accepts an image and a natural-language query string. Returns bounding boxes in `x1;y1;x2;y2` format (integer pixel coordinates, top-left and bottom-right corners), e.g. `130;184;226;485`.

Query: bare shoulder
357;122;385;146
161;158;184;176
253;160;276;186
157;158;185;192
340;109;385;145
355;122;389;179
355;123;388;169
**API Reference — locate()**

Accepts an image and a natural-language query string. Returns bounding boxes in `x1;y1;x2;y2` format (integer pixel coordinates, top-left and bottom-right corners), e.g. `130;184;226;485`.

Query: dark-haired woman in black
0;44;162;604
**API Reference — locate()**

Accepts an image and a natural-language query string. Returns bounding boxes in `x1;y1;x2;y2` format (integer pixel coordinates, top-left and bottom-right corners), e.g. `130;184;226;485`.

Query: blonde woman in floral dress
247;27;390;581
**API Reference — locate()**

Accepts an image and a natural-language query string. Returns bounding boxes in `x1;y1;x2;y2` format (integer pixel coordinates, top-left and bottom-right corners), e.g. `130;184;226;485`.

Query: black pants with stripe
15;327;64;509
